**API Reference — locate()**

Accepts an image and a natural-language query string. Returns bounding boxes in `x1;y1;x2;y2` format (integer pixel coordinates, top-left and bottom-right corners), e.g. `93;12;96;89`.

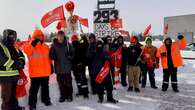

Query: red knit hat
71;34;79;42
130;36;138;43
32;29;45;41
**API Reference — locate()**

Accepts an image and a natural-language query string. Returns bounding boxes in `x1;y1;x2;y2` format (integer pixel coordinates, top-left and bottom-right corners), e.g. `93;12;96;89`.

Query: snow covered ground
1;41;195;110
0;59;195;110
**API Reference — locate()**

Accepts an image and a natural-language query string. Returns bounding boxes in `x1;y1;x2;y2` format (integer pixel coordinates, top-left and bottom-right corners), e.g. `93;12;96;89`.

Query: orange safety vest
157;38;186;69
24;42;51;78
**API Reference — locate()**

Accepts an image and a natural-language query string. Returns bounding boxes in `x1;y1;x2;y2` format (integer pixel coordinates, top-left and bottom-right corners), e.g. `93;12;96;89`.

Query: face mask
72;41;79;47
6;35;16;46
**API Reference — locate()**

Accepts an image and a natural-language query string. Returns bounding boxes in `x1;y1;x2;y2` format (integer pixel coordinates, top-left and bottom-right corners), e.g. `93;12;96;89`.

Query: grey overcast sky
0;0;195;39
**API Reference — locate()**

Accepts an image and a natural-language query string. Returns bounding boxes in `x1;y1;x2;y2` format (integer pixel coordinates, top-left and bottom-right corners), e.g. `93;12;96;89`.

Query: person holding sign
92;39;118;103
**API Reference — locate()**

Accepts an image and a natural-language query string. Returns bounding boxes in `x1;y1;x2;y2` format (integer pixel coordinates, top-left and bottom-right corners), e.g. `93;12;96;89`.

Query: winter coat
127;45;142;66
50;38;73;74
23;29;51;78
143;45;159;68
157;38;186;69
87;42;96;66
72;38;89;68
0;44;25;83
91;50;114;77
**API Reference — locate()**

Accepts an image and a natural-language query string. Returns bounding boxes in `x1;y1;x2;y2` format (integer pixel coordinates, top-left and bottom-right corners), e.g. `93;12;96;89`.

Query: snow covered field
0;59;194;110
1;41;195;110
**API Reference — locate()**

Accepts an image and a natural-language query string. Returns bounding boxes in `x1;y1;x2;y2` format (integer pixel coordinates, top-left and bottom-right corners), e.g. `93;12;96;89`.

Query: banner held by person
41;5;65;28
96;60;110;84
111;47;122;85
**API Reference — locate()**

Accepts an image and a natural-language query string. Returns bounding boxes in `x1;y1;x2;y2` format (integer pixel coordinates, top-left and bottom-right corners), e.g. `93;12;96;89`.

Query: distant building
164;14;195;43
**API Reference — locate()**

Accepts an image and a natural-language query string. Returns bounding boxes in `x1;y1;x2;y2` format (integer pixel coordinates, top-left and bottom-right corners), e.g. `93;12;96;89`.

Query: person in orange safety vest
157;35;186;93
23;29;52;110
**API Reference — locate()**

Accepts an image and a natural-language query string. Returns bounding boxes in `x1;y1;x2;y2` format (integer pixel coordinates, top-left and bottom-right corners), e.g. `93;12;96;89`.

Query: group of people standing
0;28;186;110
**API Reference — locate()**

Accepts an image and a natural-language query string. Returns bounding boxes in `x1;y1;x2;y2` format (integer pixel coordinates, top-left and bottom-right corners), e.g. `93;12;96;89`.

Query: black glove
51;64;54;74
11;60;24;70
160;52;166;57
31;39;40;47
178;35;184;40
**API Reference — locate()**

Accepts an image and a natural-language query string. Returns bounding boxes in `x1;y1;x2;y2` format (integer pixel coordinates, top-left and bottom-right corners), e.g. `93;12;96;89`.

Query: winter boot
172;83;179;93
43;100;52;106
107;98;119;104
59;96;66;103
29;105;36;110
98;95;104;103
127;86;133;91
134;88;140;92
151;85;158;89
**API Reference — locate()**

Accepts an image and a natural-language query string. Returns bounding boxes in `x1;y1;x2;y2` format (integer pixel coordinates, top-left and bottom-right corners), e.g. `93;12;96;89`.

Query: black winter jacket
50;39;73;74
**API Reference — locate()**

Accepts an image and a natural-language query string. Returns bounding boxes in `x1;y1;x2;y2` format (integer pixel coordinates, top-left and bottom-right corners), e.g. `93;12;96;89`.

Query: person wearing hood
117;35;128;87
87;33;98;94
141;37;159;89
127;36;143;92
102;35;112;53
157;35;186;92
0;29;25;110
49;31;74;102
24;29;52;110
91;39;118;103
71;34;89;98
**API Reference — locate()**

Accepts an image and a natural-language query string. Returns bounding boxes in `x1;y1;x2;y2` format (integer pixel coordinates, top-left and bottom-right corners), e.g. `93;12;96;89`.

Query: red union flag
75;15;89;27
96;60;110;84
143;24;152;37
119;30;129;36
164;24;168;35
56;20;67;30
41;5;65;28
110;19;123;28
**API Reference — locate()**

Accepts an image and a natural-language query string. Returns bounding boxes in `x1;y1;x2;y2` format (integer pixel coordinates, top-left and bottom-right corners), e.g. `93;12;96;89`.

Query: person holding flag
157;35;186;92
117;35;128;87
92;39;118;103
141;37;159;89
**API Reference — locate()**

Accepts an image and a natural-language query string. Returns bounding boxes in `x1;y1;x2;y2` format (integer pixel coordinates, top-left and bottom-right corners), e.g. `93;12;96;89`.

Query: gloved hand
31;39;40;47
160;52;166;57
154;63;159;68
51;64;54;74
177;35;184;40
11;60;24;70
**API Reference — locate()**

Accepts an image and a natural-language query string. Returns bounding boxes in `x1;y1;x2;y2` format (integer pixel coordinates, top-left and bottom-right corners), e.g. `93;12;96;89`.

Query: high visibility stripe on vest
0;71;18;76
0;43;19;76
0;43;14;68
29;48;49;60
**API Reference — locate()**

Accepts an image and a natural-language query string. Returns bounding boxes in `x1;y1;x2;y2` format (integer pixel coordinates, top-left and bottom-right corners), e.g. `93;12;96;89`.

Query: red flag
16;70;28;98
112;47;122;84
75;15;89;27
96;60;110;84
41;5;65;28
65;0;75;14
110;19;123;28
143;24;152;37
119;30;129;36
56;20;67;30
164;24;168;35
